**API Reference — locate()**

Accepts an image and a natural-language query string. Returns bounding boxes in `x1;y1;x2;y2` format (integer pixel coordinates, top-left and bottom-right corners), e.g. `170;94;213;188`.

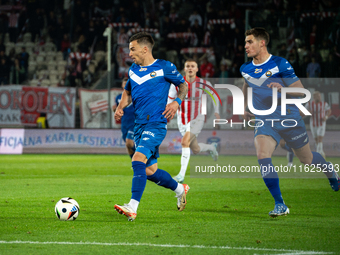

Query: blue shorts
121;125;134;142
254;118;309;149
134;121;167;167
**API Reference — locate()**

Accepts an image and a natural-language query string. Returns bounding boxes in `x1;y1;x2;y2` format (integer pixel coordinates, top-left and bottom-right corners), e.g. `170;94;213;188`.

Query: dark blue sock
311;151;333;178
258;158;284;204
288;152;294;163
131;161;147;202
147;169;178;191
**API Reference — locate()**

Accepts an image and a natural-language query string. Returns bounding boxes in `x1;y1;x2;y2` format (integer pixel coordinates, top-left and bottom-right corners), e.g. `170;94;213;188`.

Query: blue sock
258;158;284;204
131;161;147;202
288;152;294;163
311;151;333;178
147;169;178;191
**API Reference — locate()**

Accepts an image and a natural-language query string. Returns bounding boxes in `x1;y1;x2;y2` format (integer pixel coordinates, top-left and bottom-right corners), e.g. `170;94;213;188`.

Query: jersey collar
252;54;272;66
138;59;158;68
184;76;198;84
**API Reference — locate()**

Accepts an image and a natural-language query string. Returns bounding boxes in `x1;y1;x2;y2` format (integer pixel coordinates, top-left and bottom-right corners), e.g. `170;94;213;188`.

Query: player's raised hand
267;82;283;92
114;108;124;121
163;101;178;120
242;111;255;122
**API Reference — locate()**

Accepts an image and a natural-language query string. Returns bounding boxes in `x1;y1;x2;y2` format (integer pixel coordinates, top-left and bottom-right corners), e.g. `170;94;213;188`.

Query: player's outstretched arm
163;82;188;120
114;90;132;121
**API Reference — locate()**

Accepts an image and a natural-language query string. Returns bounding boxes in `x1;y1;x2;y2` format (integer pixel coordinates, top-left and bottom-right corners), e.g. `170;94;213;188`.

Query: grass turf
0;154;339;254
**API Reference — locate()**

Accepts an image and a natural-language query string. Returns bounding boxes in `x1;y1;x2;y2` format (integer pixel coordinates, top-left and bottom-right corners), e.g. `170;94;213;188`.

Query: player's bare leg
125;138;135;158
255;135;289;217
190;134;218;160
293;143;339;191
316;136;325;158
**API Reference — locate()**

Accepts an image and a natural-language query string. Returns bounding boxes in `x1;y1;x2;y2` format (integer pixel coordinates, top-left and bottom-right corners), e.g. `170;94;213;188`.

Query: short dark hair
245;27;270;46
129;32;155;49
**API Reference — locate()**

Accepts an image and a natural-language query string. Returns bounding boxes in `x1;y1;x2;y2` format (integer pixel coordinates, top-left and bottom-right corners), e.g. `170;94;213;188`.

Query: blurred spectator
278;43;288;59
200;56;215;78
61;34;71;60
30;8;44;42
117;27;129;45
288;54;299;72
69;47;91;87
12;58;25;84
309;45;322;64
324;54;338;78
191;20;203;46
233;44;245;71
309;24;318;48
0;57;10;85
189;9;202;27
215;63;229;80
7;10;20;43
299;56;310;77
307;57;321;78
277;9;291;43
19;47;29;81
319;40;330;64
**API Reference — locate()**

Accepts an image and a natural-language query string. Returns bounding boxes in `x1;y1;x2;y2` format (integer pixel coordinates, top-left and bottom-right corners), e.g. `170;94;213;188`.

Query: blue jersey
115;93;135;129
125;59;184;124
240;55;300;120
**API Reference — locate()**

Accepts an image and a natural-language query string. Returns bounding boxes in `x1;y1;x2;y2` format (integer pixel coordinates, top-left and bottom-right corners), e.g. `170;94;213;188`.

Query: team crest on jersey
139;67;147;71
254;68;262;74
150;71;157;78
265;71;272;77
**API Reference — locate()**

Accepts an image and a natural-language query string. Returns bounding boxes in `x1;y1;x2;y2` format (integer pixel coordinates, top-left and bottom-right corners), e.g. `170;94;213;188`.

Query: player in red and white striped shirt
306;91;331;158
168;59;220;183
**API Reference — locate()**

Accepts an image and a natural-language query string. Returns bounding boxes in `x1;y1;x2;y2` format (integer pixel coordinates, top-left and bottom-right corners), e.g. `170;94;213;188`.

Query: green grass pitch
0;154;339;254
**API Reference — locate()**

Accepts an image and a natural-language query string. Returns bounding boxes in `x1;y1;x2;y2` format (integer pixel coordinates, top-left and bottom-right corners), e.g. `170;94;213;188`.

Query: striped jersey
125;59;184;124
306;100;330;127
240;54;300;120
168;77;219;125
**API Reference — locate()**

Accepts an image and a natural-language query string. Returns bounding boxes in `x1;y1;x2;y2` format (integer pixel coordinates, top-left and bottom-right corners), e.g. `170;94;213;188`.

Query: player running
168;59;219;184
114;32;189;221
240;27;339;217
113;77;135;158
305;91;331;158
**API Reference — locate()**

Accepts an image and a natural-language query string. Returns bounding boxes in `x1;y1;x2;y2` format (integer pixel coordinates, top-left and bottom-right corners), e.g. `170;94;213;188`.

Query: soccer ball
55;197;80;221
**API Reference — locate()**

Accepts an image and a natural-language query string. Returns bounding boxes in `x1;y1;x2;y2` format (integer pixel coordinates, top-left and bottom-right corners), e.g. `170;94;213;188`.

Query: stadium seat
44;42;56;52
4;33;9;44
94;51;105;62
49;78;59;87
58;60;67;66
23;33;32;43
41;79;51;87
49;70;59;80
29;79;39;86
37;70;48;79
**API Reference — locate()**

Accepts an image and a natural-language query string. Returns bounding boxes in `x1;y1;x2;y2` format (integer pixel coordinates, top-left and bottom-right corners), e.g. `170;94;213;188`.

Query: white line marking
0;240;333;254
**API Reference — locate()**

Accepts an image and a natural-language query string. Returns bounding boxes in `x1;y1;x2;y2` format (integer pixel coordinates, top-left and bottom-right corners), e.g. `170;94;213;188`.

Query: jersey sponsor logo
172;70;177;74
265;71;272;77
150;71;157;78
142;137;150;140
254;68;262;74
139;67;147;71
287;67;293;70
142;131;155;137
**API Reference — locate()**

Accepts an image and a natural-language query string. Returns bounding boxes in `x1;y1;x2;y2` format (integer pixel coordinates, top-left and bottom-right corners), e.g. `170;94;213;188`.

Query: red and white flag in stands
88;99;108;115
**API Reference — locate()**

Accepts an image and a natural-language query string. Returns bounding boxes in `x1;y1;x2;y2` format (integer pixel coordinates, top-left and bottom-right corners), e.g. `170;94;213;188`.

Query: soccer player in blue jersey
114;32;189;221
240;27;339;217
113;77;135;158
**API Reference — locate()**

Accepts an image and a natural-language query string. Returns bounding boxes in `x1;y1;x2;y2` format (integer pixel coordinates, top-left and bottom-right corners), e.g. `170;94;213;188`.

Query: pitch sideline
0;240;333;254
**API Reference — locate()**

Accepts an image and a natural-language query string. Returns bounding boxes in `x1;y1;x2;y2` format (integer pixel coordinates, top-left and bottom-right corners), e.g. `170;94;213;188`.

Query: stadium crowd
0;0;339;87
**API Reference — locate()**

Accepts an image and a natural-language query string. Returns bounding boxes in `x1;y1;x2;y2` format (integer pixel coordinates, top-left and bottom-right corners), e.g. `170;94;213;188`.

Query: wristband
174;98;182;105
